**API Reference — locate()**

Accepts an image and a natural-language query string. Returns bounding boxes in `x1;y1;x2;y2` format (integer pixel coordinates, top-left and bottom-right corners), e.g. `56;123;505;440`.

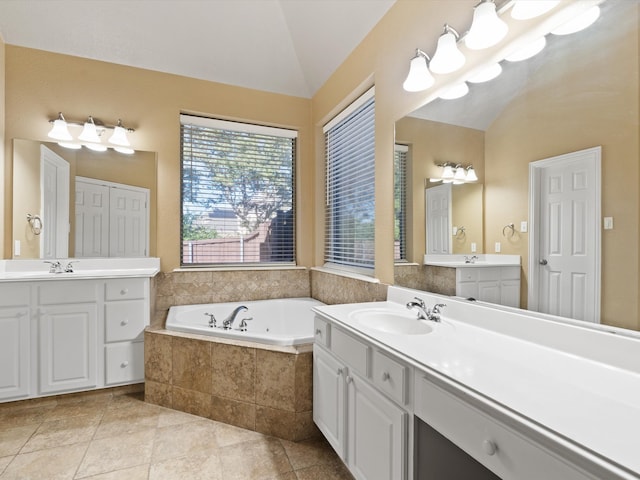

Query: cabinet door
500;280;521;308
347;371;407;480
477;281;500;304
0;307;30;400
39;303;98;394
313;346;346;459
457;281;478;300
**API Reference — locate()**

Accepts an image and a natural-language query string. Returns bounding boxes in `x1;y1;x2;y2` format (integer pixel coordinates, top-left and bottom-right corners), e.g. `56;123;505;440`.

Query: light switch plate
495;242;501;253
471;242;477;253
14;240;20;256
604;217;614;230
520;221;528;233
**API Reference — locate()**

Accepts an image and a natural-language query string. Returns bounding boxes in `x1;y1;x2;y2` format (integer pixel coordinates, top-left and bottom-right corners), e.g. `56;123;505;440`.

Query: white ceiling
0;0;396;98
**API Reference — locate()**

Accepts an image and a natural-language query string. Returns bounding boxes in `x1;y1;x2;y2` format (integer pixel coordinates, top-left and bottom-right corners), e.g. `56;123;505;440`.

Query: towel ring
27;214;43;235
502;223;515;237
456;226;466;237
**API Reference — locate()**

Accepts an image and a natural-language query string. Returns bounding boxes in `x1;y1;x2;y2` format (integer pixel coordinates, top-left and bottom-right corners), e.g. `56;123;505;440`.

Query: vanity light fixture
429;25;466;74
47;113;73;141
453;164;467;184
439;82;469;100
47;113;135;153
465;0;508;50
505;36;547;62
465;165;478;182
510;0;560;20
551;5;601;36
403;49;435;92
441;164;455;183
432;163;478;184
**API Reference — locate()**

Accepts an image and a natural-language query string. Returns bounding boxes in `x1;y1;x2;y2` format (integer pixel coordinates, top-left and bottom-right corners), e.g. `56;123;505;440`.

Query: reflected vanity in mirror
394;1;639;331
12;139;157;260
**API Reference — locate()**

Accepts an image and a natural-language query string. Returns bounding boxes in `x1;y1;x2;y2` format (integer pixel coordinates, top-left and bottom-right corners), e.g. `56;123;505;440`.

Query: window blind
394;145;408;262
180;114;296;266
324;88;375;272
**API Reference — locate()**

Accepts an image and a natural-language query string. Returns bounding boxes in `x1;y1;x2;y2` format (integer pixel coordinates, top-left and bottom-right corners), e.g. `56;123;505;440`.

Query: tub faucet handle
204;312;217;328
238;317;253;332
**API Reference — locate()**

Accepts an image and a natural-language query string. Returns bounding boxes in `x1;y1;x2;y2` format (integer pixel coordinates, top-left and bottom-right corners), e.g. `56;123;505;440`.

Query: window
180;114;296;266
394;145;408;262
324;88;375;273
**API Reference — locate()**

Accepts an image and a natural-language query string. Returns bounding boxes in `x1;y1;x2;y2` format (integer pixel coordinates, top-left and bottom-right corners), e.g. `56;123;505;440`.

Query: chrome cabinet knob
121;361;129;368
482;439;497;456
381;372;390;381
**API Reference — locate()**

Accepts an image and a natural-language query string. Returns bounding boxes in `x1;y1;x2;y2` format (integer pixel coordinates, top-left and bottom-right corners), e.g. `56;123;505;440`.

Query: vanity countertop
423;253;521;267
0;257;160;281
313;286;640;478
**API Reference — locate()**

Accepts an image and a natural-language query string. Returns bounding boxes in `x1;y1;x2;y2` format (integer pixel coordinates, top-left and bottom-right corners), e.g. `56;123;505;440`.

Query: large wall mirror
12;139;157;259
395;1;639;331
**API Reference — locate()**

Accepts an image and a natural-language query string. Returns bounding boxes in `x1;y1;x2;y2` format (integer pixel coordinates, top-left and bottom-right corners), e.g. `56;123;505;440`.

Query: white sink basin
350;309;433;335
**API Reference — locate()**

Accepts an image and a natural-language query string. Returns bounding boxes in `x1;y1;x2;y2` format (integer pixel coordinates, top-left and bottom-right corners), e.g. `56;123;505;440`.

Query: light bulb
551;6;600;36
58;142;81;150
85;143;107;152
429;26;465;74
79;117;102;143
468;63;502;83
109;121;131;147
465;1;508;50
48;113;72;141
505;36;546;62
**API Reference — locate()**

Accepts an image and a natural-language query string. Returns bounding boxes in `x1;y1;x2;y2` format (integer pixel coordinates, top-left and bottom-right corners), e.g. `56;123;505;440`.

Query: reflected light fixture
403;49;435;92
453;165;467;184
468;62;502;83
47;113;73;141
439;82;469;100
429;25;466;74
465;166;478;182
511;0;560;20
505;36;547;62
551;5;600;35
47;113;135;153
441;164;455;183
465;0;508;50
433;163;477;184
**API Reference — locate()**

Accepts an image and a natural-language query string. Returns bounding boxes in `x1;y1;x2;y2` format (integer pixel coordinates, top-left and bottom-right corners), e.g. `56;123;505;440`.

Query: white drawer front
0;284;30;306
105;342;144;385
38;281;98;304
331;327;369;377
372;349;407;405
105;300;146;342
314;316;330;348
105;279;145;301
415;376;593;480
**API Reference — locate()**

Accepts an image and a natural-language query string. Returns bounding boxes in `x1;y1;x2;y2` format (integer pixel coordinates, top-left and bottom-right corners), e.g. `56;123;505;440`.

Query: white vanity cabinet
0;284;31;400
456;266;520;307
313;316;410;480
0;271;154;403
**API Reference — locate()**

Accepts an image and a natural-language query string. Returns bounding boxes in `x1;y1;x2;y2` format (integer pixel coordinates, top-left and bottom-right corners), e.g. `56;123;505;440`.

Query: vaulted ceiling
0;0;396;98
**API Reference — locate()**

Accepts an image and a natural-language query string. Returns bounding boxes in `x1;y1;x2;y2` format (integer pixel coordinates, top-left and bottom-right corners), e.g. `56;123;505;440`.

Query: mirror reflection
395;2;639;331
12;139;157;259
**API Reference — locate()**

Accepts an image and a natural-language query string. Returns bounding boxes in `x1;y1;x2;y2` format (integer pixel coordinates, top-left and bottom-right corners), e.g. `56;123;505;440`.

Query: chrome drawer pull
381;371;390;381
121;361;129;368
482;439;497;456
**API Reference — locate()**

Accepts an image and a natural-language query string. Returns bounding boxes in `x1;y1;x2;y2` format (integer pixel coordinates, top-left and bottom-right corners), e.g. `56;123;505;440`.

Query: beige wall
3;46;314;271
395;116;485;261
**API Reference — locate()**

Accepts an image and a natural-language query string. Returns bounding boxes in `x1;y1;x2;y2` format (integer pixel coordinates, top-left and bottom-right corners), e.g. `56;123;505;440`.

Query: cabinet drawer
105;279;145;301
105;342;144;385
105;300;146;342
314;316;330;348
372;349;408;405
331;327;369;377
457;268;478;282
0;284;30;306
38;281;97;304
415;376;592;480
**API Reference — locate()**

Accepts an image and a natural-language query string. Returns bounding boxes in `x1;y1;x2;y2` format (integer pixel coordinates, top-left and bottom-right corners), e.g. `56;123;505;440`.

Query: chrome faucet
464;255;478;264
64;261;77;273
222;305;248;329
44;260;63;274
406;297;446;323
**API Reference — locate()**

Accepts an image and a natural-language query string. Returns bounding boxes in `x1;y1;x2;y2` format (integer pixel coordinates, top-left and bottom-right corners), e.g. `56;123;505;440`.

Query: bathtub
165;297;325;346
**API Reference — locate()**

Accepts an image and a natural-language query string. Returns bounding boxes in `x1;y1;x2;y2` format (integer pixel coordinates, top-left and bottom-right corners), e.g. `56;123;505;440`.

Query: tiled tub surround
145;329;317;442
394;263;456;295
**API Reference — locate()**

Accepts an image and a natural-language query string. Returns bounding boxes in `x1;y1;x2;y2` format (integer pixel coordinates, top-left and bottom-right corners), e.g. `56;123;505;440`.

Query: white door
40;146;70;258
529;147;601;323
425;184;452;254
75;179;110;257
109;186;148;257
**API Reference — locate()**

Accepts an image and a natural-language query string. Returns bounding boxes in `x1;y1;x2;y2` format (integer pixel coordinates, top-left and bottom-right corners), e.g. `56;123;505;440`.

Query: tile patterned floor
0;390;354;479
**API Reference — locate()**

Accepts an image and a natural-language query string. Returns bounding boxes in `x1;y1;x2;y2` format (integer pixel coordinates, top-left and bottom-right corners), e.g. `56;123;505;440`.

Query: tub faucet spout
223;306;248;329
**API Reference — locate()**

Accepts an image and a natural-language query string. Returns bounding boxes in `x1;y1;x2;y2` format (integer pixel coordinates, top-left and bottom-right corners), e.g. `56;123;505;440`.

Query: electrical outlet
471;242;477;253
495;242;501;253
604;217;614;230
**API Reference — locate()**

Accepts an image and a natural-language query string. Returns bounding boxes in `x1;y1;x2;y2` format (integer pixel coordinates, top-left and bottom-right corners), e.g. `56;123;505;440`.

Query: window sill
311;266;380;284
174;265;306;273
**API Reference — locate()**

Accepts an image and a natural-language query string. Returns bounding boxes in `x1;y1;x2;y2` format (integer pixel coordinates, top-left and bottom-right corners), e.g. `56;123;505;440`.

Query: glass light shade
79;120;102;143
403;53;435;92
108;125;131;147
439;82;469;100
114;146;135;155
511;1;560;20
551;6;600;36
468;63;502;83
454;166;466;181
58;142;81;150
465;1;508;50
505;36;546;62
84;142;107;152
441;165;455;182
48;119;73;141
465;166;478;182
429;30;466;74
